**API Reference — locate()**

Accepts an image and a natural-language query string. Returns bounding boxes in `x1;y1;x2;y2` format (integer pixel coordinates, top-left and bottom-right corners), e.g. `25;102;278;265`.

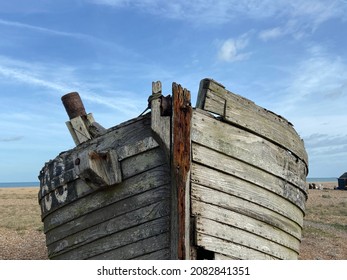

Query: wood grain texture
192;109;307;193
192;144;306;214
43;165;170;232
46;185;170;246
196;233;278;260
51;217;169;259
191;183;302;240
196;217;297;259
196;78;308;169
192;200;300;253
47;197;170;257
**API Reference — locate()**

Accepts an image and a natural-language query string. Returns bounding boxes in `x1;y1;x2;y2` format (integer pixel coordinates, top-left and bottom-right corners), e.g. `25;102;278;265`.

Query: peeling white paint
55;184;68;203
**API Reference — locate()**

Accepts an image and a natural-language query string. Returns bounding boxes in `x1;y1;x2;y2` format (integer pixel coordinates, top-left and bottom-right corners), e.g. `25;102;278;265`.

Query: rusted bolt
75;158;80;165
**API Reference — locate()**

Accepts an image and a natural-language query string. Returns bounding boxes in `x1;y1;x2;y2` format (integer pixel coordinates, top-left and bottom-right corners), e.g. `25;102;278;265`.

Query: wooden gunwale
196;78;308;172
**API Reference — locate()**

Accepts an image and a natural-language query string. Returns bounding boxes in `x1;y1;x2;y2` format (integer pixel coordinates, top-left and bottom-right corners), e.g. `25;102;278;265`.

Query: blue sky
1;0;347;182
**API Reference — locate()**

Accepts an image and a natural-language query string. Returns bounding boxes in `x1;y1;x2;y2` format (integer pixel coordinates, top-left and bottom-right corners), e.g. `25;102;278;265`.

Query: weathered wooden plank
191;163;305;222
38;114;153;198
39;177;101;217
191;200;300;253
150;81;171;154
46;185;170;245
66;115;91;145
196;78;308;168
51;217;169;259
131;248;170;260
192;109;307;191
121;147;166;179
88;233;169;260
191;183;302;240
196;217;297;259
117;136;159;161
48;198;170;256
43;165;170;231
214;253;239;260
192;144;306;213
172;83;192;260
196;233;278;260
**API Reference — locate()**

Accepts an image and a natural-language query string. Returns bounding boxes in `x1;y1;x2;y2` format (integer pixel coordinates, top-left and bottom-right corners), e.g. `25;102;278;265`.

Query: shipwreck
38;78;308;260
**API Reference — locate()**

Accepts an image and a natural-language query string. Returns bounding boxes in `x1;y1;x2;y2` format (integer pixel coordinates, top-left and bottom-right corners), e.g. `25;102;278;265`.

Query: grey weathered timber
196;233;278;260
46;186;170;246
196;78;308;170
39;78;308;260
191;200;301;253
192;109;307;190
150;81;171;155
52;218;170;259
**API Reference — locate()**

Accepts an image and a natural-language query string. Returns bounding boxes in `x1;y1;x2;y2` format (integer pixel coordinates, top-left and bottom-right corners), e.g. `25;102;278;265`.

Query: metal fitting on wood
160;95;172;116
61;92;87;119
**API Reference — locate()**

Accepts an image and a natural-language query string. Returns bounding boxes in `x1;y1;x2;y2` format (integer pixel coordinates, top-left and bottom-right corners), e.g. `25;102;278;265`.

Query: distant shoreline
0;182;39;188
306;178;336;183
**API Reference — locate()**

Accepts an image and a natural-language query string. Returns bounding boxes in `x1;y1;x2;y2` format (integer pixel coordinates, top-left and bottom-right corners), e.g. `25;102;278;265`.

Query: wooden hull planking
38;78;308;260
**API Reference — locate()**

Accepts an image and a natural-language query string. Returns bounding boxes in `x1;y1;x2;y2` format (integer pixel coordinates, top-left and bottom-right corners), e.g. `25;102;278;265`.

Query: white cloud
259;27;284;41
277;46;347;115
89;0;347;26
217;35;251;62
0;18;91;39
0;56;144;115
0;136;23;142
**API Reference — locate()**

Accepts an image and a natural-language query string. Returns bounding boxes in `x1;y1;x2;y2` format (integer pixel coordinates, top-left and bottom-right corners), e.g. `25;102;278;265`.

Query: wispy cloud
0;18;137;57
0;64;68;92
0;56;145;116
0;18;92;39
278;45;347;113
259;19;307;41
0;136;23;142
217;34;251;63
89;0;347;26
258;1;347;41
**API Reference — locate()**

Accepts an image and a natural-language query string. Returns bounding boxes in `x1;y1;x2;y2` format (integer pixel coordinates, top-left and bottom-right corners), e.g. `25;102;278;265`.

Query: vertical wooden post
150;81;171;157
172;83;192;259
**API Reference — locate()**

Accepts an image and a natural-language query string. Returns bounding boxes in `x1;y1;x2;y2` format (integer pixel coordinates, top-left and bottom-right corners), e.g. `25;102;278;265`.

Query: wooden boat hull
38;78;308;260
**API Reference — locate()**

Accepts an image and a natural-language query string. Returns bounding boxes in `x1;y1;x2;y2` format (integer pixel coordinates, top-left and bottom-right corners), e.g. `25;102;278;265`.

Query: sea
0;182;40;188
306;177;336;183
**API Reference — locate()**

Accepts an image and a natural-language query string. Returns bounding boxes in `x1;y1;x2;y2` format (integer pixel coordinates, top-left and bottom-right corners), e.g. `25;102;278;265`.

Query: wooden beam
172;83;192;259
75;149;122;188
150;81;171;155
